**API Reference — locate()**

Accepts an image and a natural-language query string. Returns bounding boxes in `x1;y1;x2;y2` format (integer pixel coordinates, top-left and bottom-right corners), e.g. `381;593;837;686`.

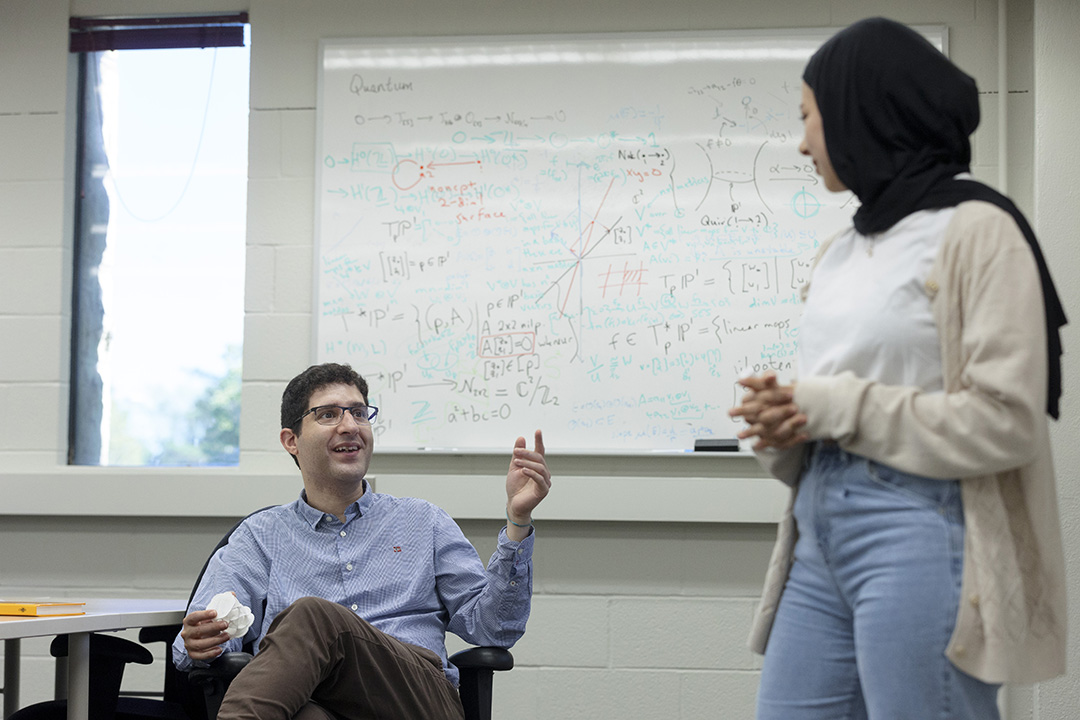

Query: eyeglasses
295;404;379;427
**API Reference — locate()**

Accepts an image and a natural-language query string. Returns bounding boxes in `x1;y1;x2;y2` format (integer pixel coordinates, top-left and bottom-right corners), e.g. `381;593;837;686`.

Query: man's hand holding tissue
180;591;254;661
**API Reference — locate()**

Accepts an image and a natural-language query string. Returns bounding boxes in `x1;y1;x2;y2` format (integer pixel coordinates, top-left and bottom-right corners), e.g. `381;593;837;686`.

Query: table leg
66;632;89;720
3;638;19;719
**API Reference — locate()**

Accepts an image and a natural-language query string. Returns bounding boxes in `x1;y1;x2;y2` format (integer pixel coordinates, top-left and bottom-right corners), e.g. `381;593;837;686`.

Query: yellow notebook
0;602;86;617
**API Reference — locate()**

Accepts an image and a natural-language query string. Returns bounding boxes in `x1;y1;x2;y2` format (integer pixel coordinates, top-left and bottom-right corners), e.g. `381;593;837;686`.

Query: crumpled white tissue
207;592;255;637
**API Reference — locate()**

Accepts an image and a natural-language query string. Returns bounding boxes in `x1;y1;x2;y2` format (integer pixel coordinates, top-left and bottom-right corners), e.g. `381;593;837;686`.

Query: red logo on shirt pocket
392;546;402;552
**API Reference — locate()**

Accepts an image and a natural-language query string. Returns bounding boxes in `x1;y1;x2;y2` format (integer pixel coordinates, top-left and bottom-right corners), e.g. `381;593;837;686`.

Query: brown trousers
216;597;465;720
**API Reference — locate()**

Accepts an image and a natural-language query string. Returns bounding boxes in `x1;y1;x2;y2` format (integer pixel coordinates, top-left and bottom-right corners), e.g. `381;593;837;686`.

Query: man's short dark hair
280;362;369;434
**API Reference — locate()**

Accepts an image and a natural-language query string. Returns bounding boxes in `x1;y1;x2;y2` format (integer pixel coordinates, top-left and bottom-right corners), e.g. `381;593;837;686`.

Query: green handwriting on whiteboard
315;31;872;452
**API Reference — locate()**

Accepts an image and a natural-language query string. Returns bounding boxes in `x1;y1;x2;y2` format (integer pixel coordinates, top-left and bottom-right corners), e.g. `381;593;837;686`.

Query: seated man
172;362;551;720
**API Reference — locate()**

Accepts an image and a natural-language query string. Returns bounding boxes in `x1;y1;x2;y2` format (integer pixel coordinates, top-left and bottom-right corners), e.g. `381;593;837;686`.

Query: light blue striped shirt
172;481;533;685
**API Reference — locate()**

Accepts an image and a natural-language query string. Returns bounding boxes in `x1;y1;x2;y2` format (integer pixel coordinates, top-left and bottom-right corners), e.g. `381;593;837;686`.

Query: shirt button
509;580;517;586
325;515;333;522
340;530;347;537
517;549;524;555
351;604;358;611
346;563;354;571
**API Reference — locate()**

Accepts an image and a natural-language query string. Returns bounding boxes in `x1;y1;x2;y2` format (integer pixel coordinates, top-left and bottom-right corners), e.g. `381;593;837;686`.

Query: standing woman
730;17;1067;720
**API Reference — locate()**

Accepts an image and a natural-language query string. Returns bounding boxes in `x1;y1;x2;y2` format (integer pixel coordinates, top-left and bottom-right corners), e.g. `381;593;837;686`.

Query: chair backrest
171;505;279;718
187;506;278;607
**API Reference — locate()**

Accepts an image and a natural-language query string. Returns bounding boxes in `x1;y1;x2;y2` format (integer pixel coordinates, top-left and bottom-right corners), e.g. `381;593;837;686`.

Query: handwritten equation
316;34;853;451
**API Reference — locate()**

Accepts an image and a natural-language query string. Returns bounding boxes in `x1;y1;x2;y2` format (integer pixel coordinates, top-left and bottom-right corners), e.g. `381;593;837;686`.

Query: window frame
66;13;250;466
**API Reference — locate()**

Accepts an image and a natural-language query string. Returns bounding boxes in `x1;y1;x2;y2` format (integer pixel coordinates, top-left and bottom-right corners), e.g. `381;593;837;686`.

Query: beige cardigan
748;201;1067;684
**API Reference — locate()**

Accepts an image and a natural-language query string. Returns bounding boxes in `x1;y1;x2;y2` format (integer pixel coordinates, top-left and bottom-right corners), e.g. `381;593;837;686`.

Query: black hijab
803;17;1066;418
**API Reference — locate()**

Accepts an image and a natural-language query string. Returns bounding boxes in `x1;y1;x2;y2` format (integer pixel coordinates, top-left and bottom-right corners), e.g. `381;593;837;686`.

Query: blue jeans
756;444;1000;720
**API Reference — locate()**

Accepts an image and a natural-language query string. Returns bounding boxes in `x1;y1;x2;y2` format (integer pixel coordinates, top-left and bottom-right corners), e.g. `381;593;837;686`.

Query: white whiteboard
314;29;944;452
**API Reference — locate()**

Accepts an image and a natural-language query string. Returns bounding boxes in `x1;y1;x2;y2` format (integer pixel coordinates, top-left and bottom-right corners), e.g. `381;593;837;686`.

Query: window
68;15;249;466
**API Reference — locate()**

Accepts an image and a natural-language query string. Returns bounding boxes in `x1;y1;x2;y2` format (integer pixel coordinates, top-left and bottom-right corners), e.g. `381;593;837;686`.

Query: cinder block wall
3;0;1077;718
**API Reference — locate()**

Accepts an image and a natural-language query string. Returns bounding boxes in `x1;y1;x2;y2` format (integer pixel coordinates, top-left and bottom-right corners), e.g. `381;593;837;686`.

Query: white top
798;207;957;392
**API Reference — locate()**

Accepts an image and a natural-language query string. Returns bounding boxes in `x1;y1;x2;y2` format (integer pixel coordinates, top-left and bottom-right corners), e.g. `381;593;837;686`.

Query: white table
0;598;186;720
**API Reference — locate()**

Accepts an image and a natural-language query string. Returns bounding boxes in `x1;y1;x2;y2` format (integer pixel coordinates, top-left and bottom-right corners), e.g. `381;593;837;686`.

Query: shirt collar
295;479;373;528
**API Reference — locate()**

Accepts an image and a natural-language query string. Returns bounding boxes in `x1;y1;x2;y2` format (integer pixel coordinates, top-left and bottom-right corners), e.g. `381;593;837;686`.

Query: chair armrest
139;623;183;645
186;652;253;720
187;651;253;686
449;646;514;672
451;648;513;720
50;633;154;665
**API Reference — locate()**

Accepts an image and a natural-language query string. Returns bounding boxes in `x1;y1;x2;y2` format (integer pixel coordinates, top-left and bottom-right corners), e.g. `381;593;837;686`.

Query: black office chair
116;625;191;719
183;506;514;720
5;631;186;720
